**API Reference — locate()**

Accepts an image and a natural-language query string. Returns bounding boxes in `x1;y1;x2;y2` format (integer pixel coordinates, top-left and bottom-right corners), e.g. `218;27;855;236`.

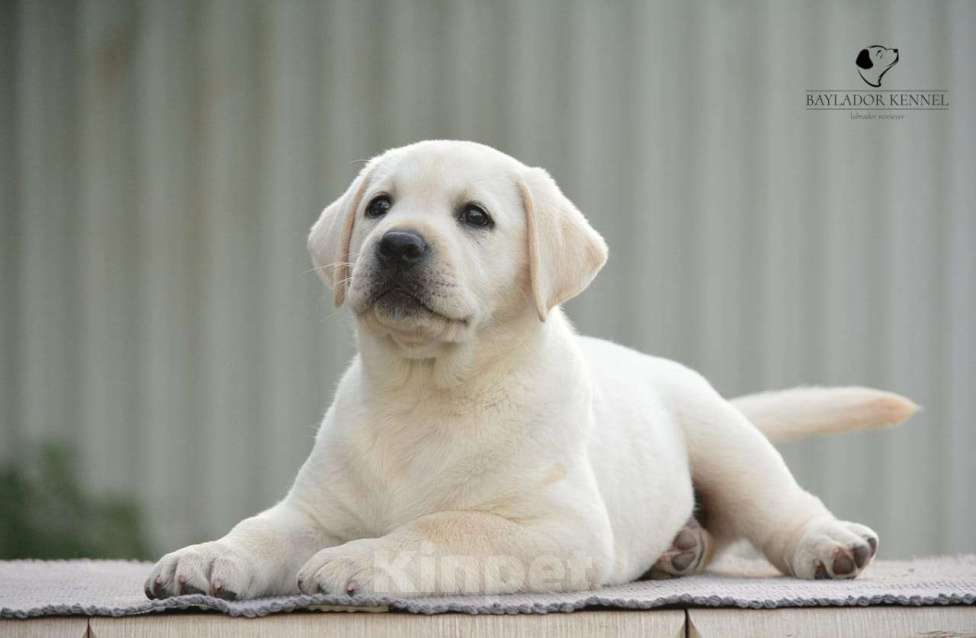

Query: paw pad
792;519;879;580
646;516;711;579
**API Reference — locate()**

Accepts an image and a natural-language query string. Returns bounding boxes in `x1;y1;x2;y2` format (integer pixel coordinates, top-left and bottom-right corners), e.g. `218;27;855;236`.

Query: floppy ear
518;167;608;321
855;49;873;69
308;161;376;306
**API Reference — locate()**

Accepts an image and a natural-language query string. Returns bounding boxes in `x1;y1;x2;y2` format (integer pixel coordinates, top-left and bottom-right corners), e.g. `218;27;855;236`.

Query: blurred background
1;0;973;561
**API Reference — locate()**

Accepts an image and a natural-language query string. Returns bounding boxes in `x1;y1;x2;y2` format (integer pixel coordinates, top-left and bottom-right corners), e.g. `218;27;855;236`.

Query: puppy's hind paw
646;516;712;579
790;519;878;580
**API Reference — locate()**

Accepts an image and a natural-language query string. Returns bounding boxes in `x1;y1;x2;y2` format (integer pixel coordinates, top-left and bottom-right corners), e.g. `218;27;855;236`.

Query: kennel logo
806;46;949;120
855;45;898;87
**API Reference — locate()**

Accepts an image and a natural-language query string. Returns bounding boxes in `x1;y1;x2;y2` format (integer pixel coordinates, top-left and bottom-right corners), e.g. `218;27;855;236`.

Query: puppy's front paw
790;519;878;580
297;539;389;597
145;541;262;601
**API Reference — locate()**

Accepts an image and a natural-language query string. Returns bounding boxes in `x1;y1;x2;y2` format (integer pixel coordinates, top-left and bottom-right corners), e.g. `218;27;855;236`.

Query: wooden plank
0;618;89;638
89;610;685;638
689;607;976;638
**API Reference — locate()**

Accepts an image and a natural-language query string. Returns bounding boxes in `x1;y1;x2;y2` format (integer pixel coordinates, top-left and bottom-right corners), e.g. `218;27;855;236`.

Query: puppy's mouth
367;285;468;326
347;265;475;346
372;287;439;317
358;284;471;347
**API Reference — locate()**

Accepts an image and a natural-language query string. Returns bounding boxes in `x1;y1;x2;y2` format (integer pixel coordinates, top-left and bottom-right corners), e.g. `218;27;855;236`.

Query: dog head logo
855;45;899;87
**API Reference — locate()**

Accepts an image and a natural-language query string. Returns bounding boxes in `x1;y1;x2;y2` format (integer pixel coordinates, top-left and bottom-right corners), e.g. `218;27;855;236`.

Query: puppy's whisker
304;261;354;276
310;260;354;273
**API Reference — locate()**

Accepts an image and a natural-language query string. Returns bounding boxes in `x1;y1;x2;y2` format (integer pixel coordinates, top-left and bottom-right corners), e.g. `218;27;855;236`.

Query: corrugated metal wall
1;0;974;558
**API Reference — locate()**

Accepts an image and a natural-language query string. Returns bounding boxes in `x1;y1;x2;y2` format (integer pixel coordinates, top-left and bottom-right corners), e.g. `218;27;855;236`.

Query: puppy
146;141;916;599
856;45;899;88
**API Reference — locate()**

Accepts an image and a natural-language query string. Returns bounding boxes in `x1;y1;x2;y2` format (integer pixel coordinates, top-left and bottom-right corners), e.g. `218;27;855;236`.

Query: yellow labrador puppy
146;140;916;600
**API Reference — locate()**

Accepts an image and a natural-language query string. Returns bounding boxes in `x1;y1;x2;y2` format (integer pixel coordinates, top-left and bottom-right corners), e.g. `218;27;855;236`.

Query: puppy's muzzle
377;230;429;269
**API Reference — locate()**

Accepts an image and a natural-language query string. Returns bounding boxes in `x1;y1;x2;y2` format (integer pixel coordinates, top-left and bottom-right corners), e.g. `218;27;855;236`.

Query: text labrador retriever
146;140;916;599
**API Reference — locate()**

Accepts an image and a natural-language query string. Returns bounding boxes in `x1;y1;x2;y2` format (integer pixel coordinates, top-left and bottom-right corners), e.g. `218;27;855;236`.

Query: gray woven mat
2;555;974;618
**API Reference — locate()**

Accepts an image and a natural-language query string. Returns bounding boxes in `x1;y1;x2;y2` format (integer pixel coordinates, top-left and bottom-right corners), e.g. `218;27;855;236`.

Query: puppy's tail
731;386;919;443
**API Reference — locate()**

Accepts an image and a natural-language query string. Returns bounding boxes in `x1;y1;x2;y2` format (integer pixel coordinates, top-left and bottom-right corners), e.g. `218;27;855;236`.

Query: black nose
377;230;429;266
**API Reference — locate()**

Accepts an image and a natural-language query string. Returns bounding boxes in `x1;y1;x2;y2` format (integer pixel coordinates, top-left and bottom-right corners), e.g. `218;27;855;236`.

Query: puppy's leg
668;370;878;579
145;501;337;600
297;510;612;596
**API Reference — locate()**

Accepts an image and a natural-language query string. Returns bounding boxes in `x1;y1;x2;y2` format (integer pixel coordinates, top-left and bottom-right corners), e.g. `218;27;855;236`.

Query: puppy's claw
212;588;239;601
210;580;239;601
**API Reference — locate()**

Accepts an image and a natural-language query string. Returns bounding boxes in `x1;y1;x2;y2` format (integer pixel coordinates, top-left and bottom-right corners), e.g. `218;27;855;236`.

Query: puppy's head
856;45;899;87
308;141;606;351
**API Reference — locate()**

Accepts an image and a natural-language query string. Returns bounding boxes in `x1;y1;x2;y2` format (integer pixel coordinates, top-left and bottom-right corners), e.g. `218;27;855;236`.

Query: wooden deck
3;607;975;637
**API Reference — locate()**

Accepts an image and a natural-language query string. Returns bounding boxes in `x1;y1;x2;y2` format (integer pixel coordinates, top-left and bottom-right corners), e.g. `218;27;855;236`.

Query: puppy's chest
338;396;530;531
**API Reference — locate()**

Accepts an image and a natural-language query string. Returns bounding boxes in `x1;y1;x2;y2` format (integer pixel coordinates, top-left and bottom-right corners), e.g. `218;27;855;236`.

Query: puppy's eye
365;195;392;219
458;203;494;229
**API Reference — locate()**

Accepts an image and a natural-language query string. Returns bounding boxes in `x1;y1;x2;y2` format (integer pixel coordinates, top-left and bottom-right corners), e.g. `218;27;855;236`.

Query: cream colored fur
735;386;918;443
146;141;916;600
